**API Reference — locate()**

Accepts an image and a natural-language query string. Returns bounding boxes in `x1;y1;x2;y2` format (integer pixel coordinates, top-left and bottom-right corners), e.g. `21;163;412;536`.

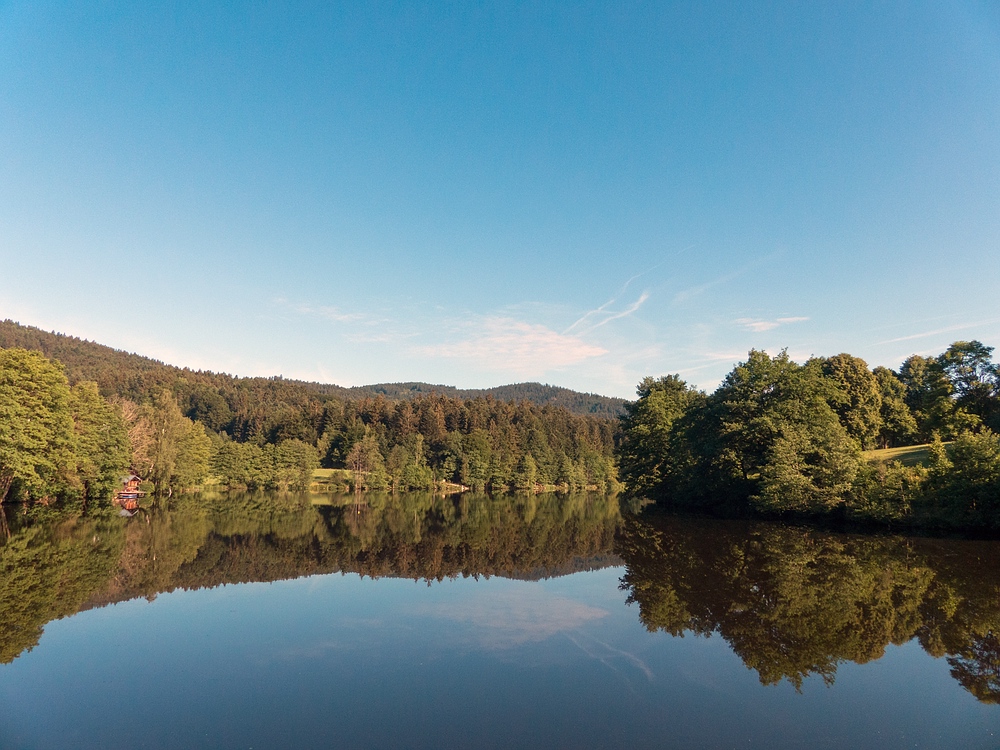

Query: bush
925;430;1000;529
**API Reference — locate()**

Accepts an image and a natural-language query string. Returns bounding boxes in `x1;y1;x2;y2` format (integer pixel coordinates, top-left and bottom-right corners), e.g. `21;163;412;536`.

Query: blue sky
1;2;998;398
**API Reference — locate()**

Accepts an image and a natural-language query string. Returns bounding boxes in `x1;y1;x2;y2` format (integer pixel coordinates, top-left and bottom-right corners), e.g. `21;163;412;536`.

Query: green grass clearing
864;444;937;467
311;468;353;487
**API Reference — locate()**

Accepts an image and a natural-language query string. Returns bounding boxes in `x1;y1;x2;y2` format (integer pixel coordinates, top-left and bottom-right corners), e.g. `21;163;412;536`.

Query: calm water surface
1;492;999;749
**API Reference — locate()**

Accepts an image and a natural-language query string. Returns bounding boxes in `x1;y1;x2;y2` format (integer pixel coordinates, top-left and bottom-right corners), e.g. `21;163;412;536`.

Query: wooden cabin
113;474;145;511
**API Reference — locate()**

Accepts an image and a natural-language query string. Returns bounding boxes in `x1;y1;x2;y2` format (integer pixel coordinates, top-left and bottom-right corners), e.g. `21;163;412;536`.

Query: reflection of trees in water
0;504;125;663
949;632;1000;703
10;495;1000;706
617;512;1000;700
0;491;621;663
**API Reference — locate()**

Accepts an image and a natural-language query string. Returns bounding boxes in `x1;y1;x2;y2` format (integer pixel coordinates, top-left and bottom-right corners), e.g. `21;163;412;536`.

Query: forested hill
343;382;625;416
0;320;623;416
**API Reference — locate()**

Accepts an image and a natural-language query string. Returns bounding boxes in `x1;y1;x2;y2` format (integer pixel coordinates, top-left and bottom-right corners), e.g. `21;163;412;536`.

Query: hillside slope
0;320;625;416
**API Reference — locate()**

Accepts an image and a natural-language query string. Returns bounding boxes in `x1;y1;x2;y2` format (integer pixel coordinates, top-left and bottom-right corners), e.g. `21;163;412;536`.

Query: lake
2;491;999;749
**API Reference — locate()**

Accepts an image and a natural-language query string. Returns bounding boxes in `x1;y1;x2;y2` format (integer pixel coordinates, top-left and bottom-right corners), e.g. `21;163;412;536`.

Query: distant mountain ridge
340;381;625;416
0;320;626;417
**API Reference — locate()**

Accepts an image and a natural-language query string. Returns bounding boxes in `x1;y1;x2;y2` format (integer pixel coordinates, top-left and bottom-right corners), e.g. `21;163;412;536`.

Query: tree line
312;394;617;492
617;341;1000;529
0;342;618;504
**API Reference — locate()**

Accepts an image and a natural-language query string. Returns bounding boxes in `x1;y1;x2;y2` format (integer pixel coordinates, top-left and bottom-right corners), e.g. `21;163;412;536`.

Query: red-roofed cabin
114;474;145;510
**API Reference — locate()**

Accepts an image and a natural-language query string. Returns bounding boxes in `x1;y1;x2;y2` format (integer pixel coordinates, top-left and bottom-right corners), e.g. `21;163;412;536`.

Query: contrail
563;248;692;335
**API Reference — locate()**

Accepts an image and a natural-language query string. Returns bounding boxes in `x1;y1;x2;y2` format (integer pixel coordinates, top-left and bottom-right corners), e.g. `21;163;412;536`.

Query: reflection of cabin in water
113;474;145;511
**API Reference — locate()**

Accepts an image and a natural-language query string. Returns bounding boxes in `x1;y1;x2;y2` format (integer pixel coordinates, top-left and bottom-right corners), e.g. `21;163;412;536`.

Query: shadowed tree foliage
619;350;862;515
923;431;1000;529
619;343;1000;529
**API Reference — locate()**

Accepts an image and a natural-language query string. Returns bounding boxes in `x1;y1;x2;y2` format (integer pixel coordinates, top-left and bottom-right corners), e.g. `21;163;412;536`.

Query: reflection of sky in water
1;568;999;749
411;587;609;649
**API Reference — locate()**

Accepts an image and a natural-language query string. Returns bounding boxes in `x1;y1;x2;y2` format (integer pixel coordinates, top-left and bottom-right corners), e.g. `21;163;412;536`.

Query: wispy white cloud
735;316;809;332
272;296;371;324
876;318;1000;345
563;254;687;336
565;292;650;335
415;316;607;375
670;252;780;307
672;272;740;306
344;330;420;345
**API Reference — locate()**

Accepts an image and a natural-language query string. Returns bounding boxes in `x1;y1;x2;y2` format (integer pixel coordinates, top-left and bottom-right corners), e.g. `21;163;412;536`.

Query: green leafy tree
67;381;130;500
347;431;388;490
754;409;861;514
873;367;918;448
556;453;587;489
849;459;925;523
939;341;998;428
815;354;882;449
709;351;859;508
925;430;1000;529
899;355;973;439
139;389;211;493
399;434;434;489
172;420;212;489
270;440;319;490
459;429;491;490
211;439;255;488
617;375;700;498
513;453;538;492
620;351;861;513
0;349;76;503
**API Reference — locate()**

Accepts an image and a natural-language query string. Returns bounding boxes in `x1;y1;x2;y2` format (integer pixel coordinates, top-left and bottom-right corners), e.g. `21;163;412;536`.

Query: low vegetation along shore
1;320;998;532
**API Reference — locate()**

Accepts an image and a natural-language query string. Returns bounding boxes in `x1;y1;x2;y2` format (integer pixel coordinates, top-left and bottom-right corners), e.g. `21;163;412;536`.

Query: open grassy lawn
863;444;935;467
311;468;353;487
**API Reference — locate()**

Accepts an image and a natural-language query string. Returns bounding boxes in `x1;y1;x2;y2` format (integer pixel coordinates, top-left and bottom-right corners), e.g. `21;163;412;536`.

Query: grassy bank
864;444;935;467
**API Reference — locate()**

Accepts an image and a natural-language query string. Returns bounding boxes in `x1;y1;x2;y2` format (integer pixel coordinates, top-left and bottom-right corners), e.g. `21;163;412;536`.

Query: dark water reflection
2;493;1000;748
0;491;622;665
617;513;1000;701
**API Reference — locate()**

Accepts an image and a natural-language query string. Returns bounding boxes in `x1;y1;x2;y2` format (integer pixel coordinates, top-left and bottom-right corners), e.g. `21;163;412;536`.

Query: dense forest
0;320;624;418
349;381;625;417
618;341;1000;529
0;321;618;503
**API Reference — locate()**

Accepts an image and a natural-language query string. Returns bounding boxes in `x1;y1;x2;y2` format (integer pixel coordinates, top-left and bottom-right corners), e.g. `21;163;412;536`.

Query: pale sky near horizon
1;2;998;398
